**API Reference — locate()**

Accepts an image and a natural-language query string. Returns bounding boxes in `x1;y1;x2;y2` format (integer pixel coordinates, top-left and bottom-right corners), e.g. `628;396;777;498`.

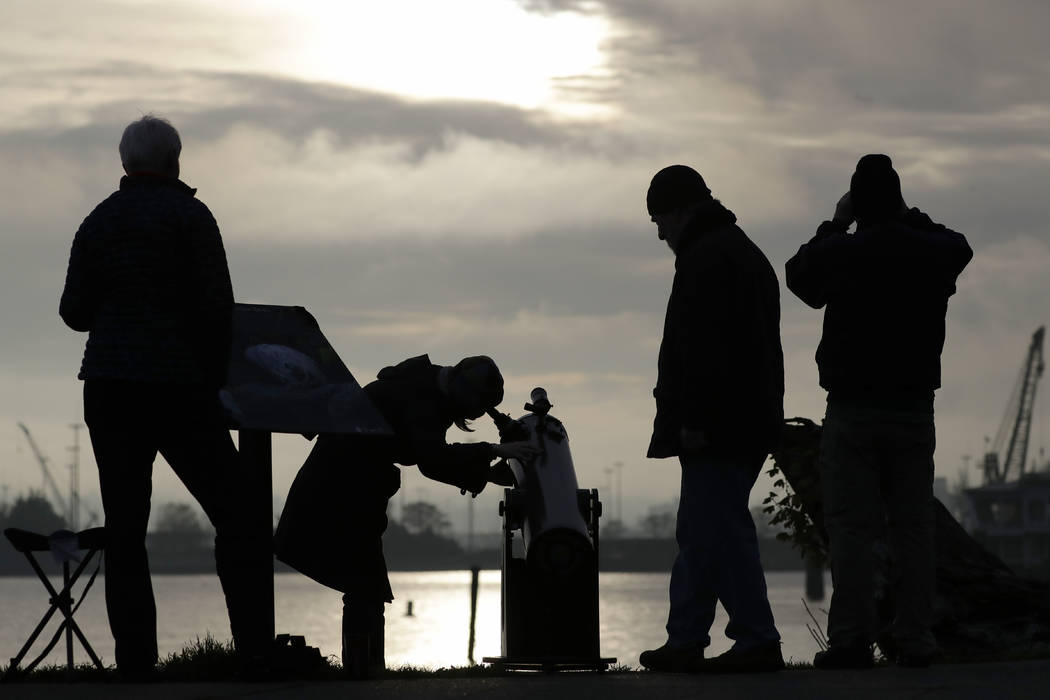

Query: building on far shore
965;472;1050;577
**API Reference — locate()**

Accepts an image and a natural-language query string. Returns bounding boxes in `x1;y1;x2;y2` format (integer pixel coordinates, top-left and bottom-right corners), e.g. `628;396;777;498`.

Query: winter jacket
60;174;233;387
648;201;785;458
785;209;972;401
274;355;495;595
364;354;496;492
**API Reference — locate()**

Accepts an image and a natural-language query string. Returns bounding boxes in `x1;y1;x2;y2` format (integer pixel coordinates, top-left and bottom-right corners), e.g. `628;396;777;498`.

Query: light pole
614;461;624;523
603;468;614;517
68;423;83;530
399;467;409;523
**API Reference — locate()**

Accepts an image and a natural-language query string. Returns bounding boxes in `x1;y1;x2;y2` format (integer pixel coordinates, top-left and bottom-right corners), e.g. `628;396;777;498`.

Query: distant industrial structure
965;327;1050;575
16;422;98;530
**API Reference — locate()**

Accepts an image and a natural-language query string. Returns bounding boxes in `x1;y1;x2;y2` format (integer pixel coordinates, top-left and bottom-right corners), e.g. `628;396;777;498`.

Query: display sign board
221;303;392;436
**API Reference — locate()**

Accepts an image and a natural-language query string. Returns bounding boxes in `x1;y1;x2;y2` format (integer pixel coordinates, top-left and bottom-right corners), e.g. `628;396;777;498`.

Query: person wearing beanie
785;155;972;669
639;165;786;674
274;354;536;677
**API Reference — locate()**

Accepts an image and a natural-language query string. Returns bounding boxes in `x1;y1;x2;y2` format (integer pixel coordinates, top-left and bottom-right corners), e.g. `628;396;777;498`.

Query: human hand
488;460;517;487
833;191;854;225
494;441;540;462
679;428;709;454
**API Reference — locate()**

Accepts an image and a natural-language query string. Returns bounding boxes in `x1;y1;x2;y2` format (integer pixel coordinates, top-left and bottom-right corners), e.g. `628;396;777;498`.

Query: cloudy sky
2;0;1049;536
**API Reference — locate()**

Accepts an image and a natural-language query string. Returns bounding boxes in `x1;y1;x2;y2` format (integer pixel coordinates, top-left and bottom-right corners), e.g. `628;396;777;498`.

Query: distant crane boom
17;422;70;517
984;326;1045;484
16;422;100;528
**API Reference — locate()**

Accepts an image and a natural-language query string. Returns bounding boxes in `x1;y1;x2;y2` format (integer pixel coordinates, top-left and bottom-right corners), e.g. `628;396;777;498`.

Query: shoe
639;641;703;672
813;644;874;670
694;641;784;674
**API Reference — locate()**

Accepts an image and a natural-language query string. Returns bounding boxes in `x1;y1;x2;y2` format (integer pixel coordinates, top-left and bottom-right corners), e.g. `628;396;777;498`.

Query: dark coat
274;355;495;596
785;209;972;400
59;174;233;388
364;355;495;492
648;202;785;458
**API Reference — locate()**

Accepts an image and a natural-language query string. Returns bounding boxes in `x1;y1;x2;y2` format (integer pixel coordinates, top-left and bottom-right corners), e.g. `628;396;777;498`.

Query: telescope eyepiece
524;387;552;416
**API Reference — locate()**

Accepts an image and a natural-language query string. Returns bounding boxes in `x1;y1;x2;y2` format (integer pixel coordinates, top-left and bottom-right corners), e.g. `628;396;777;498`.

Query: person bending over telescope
274;354;537;677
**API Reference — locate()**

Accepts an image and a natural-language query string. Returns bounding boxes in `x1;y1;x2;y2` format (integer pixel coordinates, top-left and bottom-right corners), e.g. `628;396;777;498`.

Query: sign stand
239;428;276;642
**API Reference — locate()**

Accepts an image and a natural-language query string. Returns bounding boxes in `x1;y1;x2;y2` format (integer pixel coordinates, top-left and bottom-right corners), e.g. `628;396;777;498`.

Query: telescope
483;388;615;672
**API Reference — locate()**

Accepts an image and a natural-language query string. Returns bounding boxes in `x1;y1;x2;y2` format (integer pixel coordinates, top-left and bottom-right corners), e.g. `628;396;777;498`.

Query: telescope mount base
481;656;617;673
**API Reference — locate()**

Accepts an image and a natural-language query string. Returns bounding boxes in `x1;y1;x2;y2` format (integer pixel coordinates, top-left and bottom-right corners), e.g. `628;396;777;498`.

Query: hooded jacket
648;201;785;458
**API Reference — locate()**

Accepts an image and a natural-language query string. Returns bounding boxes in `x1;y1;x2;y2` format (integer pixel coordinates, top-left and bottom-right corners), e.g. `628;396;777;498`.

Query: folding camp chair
3;527;106;677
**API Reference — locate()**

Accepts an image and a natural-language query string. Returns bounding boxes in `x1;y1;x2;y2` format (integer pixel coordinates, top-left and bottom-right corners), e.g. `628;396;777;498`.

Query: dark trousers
666;449;780;650
84;380;271;670
820;398;937;655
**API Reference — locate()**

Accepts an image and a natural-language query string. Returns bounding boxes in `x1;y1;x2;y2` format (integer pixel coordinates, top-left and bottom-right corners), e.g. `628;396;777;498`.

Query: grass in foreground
1;635;339;683
1;636;633;683
5;637;1050;683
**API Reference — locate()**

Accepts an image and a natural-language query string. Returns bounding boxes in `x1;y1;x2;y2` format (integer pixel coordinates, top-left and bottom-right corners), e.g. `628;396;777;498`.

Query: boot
342;594;385;679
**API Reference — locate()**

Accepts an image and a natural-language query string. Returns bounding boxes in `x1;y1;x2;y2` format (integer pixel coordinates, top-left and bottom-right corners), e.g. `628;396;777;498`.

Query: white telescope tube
505;389;590;559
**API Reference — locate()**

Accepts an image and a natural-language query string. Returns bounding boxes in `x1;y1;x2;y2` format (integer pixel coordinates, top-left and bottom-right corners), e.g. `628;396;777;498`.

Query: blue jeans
820;398;937;655
665;450;780;650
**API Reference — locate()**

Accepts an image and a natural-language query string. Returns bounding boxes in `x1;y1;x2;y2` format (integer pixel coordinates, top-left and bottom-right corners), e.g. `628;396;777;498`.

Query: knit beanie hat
850;154;904;221
647;165;712;216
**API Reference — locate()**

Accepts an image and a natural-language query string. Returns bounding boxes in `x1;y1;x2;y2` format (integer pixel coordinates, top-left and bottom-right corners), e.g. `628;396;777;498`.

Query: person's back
652;204;784;457
59;115;265;678
61;173;231;387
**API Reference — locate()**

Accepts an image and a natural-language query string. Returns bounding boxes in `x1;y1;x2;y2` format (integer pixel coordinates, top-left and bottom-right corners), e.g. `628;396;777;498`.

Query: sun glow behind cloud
258;0;612;113
1;0;612;126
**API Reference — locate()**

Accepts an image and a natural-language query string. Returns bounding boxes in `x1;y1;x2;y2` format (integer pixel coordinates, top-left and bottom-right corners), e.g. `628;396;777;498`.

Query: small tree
602;518;627;539
2;491;67;534
638;502;677;539
762;418;828;566
751;505;782;538
401;501;451;535
153;502;206;535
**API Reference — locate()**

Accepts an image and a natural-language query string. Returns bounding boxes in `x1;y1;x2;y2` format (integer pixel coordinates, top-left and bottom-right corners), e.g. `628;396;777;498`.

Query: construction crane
983;326;1045;484
16;422;99;528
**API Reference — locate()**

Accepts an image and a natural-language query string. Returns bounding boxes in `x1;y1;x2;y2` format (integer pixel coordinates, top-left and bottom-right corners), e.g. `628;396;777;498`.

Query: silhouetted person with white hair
786;154;972;669
60;115;270;678
639;165;785;674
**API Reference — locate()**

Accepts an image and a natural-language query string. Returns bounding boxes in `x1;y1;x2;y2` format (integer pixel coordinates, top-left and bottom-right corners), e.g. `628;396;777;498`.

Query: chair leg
5;548;107;676
4;551;63;677
57;550;106;671
63;562;74;671
5;604;59;678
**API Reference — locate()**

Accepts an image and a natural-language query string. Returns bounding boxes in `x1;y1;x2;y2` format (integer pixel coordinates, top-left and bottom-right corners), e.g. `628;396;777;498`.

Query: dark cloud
0;63;592;156
2;226;669;374
530;0;1050;113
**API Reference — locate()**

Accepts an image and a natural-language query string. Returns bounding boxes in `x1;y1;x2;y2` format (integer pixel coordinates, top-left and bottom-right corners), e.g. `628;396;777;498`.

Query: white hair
118;115;181;175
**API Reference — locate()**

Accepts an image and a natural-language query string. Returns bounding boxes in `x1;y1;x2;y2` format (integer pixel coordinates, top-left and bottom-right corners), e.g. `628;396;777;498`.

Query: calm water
0;570;829;669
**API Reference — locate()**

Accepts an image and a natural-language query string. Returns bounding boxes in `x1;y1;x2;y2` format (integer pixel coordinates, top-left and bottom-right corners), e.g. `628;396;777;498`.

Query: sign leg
239;429;276;644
